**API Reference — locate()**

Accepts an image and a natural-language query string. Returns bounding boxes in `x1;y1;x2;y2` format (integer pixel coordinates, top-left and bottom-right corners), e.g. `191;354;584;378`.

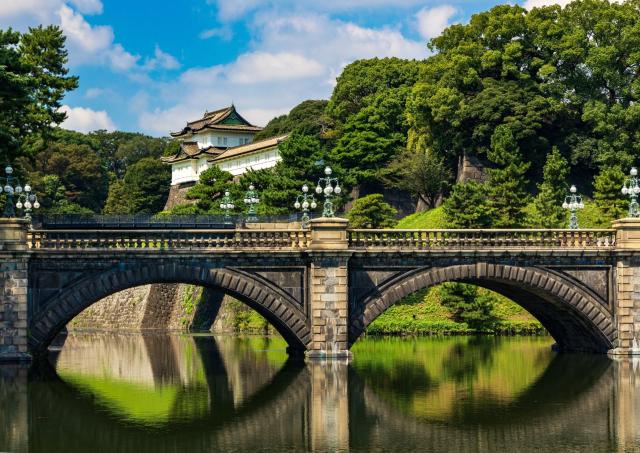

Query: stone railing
25;226;620;252
28;229;311;250
348;229;616;250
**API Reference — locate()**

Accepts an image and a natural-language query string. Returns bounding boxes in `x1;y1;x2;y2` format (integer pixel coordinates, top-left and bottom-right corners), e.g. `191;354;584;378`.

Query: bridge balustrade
28;229;311;250
347;229;616;250
26;227;618;251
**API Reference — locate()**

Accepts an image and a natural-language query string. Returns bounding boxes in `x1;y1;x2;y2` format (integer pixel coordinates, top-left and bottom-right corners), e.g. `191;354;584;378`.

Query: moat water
1;333;639;452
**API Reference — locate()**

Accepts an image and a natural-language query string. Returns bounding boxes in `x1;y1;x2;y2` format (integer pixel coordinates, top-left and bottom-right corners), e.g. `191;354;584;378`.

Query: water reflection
1;334;640;452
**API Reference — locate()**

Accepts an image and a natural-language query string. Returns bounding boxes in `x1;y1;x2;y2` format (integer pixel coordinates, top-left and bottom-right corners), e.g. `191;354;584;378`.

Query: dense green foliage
383;148;451;209
347;194;398;228
405;0;640;226
439;283;497;330
253;100;329;141
443;182;492;228
104;157;170;214
23;141;109;212
366;286;544;336
167;166;237;215
327;58;420;187
0;26;78;162
22;129;173;214
594;166;627;220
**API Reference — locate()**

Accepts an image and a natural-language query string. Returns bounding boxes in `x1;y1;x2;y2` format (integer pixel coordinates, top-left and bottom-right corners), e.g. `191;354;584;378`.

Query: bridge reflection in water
1;334;640;452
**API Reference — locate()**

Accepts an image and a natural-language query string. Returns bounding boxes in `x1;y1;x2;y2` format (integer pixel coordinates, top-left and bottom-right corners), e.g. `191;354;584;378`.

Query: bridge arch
349;263;615;353
29;262;311;356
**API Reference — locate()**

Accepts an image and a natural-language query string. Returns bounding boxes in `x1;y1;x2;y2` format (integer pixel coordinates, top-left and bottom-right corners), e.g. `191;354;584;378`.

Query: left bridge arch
29;260;311;356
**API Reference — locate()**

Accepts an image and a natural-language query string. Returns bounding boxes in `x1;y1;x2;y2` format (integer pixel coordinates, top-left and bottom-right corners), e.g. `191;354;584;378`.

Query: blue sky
0;0;567;137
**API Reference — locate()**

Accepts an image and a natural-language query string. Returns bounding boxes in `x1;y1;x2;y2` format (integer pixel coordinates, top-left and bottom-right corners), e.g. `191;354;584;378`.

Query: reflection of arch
350;354;614;450
350;264;614;353
29;263;311;355
30;349;310;451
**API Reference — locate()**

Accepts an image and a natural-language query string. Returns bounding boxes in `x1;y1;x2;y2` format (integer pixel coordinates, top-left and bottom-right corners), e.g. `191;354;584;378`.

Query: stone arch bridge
2;217;640;361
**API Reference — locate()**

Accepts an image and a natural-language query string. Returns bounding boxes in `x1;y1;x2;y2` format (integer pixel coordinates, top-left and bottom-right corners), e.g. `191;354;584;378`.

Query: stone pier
0;219;30;362
307;218;351;359
611;219;640;356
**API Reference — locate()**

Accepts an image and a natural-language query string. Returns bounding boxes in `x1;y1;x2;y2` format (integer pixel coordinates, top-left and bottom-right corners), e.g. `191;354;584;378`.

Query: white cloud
85;87;105;98
0;1;147;73
60;105;116;132
105;44;140;71
228;52;324;83
68;0;102;14
143;45;180;71
416;5;457;40
137;13;427;135
0;0;61;25
199;27;233;41
58;5;141;71
58;5;112;52
211;0;444;21
209;0;262;21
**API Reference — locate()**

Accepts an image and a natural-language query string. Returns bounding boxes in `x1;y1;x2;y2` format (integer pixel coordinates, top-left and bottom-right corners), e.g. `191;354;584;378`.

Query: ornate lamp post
562;185;584;229
315;167;341;218
294;184;317;228
244;183;260;223
219;190;235;224
1;165;39;219
622;167;640;218
15;185;40;222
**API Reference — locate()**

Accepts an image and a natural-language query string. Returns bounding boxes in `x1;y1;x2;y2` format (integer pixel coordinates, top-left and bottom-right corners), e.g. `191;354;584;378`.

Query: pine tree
443;182;492;228
486;125;530;227
531;148;569;228
347;194;397;228
594;166;627;221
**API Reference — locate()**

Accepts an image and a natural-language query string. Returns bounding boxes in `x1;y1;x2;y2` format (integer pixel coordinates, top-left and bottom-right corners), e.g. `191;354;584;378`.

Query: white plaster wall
171;161;198;185
191;131;254;149
218;149;281;176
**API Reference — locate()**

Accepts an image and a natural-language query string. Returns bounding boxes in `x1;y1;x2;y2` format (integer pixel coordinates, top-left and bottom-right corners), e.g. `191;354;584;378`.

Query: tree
443;182;492;228
0;26;78;161
39;175;93;214
122;157;170;213
253;100;330;141
104;158;171;214
327;58;420;126
238;134;339;215
530;148;569;228
327;58;421;188
169;166;236;214
594;166;627;222
103;180;139;215
383;147;452;209
407;1;640;204
485;125;530;227
330;87;411;186
439;283;497;330
89;130;170;178
347;194;397;228
25;142;109;212
407;4;564;177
